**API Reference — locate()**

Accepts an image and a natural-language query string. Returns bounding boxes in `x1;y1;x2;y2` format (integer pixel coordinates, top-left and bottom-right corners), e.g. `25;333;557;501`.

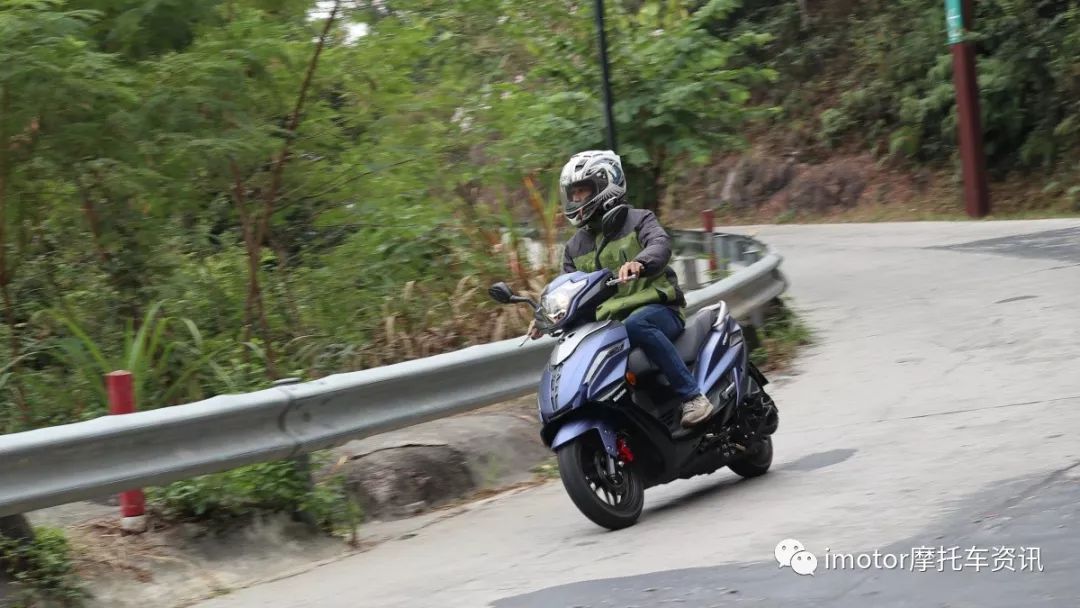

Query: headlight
540;278;587;322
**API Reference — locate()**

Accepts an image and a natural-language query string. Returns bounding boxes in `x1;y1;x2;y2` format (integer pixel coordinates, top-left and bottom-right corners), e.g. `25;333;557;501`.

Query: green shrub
147;459;360;536
0;527;87;608
750;299;812;371
727;0;1080;170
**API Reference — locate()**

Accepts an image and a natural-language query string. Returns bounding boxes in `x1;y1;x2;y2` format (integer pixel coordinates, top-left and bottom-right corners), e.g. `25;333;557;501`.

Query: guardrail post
272;377;319;529
731;238;747;265
744;242;763;263
702;209;717;273
750;307;766;328
0;514;35;574
106;371;147;533
714;234;731;273
678;257;700;290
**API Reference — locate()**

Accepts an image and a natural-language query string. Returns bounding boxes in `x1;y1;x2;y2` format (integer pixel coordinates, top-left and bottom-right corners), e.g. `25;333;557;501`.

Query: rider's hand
527;319;542;340
618;260;644;282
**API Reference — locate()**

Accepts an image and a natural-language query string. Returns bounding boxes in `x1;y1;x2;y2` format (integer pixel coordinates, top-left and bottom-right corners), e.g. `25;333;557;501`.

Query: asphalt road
196;219;1080;608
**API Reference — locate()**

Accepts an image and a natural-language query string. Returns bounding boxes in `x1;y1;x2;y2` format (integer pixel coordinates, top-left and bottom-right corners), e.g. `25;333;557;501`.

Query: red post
702;209;717;272
949;0;991;217
106;371;147;532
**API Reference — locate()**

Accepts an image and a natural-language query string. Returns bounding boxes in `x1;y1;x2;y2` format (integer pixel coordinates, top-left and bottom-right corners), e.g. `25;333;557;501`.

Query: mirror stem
509;295;539;309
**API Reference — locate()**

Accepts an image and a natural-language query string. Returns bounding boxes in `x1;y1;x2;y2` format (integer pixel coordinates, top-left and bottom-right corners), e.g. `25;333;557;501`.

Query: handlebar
518;273;638;346
605;274;640;287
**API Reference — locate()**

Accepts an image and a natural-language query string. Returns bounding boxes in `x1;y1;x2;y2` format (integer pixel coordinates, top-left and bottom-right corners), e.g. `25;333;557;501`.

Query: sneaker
680;394;717;428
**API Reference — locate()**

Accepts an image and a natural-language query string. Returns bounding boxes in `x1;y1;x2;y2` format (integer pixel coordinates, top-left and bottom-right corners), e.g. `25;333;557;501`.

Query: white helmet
558;150;626;227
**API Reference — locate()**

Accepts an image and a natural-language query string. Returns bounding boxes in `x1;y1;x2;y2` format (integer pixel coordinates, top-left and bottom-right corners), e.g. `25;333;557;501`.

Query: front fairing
534;270;617;333
537;321;629;424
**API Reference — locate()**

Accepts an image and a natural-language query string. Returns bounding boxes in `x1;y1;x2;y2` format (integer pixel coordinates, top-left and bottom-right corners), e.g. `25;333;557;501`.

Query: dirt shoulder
660;149;1078;230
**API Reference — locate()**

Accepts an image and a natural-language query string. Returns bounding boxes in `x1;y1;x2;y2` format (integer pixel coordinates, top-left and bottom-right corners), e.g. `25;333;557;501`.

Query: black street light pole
593;0;617;152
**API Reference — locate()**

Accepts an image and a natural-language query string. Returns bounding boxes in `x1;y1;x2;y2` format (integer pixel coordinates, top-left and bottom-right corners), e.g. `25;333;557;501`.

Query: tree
1;0;138;419
479;0;777;214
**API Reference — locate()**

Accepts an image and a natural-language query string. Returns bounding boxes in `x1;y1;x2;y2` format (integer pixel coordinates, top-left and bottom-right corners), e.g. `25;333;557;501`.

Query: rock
327;413;550;522
337;445;475;521
785;161;867;213
0;515;33;542
717;155;796;209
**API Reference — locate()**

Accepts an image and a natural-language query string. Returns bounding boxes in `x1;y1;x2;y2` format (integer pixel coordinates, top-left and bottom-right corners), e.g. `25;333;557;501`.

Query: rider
528;150;716;428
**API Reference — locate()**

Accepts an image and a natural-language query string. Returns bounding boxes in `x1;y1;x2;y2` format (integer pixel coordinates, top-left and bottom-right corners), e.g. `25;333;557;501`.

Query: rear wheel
557;434;643;530
728;437;773;478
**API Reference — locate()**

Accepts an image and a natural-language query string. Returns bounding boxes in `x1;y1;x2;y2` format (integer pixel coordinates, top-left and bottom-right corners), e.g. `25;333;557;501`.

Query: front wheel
728;437;773;478
557;434;644;530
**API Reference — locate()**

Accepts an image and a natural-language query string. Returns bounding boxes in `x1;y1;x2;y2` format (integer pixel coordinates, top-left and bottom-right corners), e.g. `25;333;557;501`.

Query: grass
146;457;361;542
750;299;813;373
530;457;560;480
0;527;88;607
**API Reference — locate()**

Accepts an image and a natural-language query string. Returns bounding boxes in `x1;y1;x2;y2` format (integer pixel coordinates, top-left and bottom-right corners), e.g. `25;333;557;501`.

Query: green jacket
562;208;686;322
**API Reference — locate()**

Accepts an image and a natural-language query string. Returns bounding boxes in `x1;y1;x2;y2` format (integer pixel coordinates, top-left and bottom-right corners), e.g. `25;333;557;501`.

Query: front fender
550;418;619;457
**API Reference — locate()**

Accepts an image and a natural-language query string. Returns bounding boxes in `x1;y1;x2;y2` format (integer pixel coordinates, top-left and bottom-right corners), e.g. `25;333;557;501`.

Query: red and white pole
106;371;147;533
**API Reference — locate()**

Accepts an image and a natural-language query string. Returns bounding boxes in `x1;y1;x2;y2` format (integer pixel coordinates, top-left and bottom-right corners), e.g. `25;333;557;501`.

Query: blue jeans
624;304;701;401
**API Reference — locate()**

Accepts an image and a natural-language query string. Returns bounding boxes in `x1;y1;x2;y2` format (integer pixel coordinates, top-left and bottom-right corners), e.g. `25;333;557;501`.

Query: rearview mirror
488;282;514;304
600;204;629;240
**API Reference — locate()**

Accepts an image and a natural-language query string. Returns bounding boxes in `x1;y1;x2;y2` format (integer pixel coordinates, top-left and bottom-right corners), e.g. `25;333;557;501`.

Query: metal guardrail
668;229;771;291
0;229;786;517
503;228;763;290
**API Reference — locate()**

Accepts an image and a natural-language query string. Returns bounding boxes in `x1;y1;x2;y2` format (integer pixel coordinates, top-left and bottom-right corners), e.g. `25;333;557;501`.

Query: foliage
0;0;1071;437
749;299;811;372
46;301;233;411
0;0;1072;535
0;526;87;608
530;456;561;480
483;0;778;211
147;458;360;536
734;0;1080;170
1;0;776;436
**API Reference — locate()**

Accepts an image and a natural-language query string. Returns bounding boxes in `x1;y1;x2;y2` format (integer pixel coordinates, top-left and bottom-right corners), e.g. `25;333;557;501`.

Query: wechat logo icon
775;538;818;576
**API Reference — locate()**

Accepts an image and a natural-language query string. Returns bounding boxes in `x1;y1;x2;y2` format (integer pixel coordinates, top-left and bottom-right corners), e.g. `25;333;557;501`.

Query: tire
556;434;644;530
728;437;773;479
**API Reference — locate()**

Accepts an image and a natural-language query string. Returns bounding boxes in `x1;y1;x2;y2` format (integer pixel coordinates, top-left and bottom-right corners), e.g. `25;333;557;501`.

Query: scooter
488;205;779;530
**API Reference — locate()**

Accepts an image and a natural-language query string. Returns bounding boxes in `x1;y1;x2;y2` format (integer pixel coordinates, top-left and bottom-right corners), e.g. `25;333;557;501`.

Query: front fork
599;435;635;488
550;419;635;477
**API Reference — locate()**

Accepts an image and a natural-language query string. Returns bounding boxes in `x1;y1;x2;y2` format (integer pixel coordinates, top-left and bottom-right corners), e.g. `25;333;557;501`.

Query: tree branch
75;177;111;266
5;117;40;154
0;86;29;420
277;157;419;208
260;0;341;245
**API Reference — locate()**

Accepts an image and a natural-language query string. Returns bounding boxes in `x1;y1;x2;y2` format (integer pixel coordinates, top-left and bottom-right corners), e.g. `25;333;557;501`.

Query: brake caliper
616;436;634;464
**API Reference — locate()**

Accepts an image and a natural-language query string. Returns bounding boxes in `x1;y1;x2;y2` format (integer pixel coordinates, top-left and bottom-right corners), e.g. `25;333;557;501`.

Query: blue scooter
488;205;779;530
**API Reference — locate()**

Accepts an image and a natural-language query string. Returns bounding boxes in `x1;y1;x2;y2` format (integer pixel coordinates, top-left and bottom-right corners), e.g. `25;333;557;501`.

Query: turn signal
625;371;637;386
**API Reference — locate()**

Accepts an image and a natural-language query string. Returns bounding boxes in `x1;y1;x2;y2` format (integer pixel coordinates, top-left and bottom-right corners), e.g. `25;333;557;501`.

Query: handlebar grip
605;274;640;286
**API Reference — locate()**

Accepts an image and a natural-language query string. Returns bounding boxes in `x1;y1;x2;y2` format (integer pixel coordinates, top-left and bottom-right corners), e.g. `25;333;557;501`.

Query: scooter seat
627;307;719;376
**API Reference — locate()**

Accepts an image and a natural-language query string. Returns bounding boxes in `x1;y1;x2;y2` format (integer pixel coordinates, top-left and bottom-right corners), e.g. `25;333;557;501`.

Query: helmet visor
564;181;596;211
